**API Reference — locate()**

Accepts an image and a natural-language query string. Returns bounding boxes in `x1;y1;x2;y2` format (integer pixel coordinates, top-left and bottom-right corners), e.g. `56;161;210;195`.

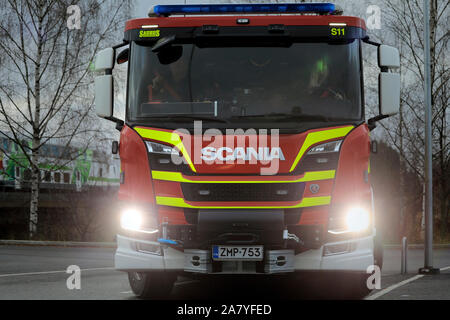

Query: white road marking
366;265;450;300
120;291;133;294
365;275;424;300
0;267;114;278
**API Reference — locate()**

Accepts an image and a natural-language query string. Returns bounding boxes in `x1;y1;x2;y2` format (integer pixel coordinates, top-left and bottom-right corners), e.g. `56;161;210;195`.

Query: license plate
212;245;264;261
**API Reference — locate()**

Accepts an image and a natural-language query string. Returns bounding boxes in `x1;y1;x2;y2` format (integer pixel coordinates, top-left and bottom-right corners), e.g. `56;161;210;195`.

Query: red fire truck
94;3;401;298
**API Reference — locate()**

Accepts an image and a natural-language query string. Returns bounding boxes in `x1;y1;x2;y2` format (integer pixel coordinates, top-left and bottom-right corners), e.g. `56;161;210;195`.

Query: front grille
181;182;305;202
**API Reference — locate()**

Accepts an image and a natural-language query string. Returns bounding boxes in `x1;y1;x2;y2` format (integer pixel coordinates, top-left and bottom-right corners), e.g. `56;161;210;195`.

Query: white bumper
294;236;374;272
115;235;184;271
114;235;374;273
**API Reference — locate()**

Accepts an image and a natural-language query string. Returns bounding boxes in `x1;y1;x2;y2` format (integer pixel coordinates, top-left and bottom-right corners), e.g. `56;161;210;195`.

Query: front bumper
114;234;374;274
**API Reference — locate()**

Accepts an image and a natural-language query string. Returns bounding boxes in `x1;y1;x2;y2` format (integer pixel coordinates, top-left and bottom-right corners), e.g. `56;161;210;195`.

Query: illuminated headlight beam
120;209;158;234
345;207;371;233
329;207;371;235
120;209;142;231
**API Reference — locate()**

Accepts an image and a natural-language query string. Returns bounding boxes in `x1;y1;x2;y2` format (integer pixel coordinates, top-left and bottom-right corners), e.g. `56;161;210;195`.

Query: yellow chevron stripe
152;170;335;184
136;126;354;175
135;127;196;173
155;196;331;209
290;126;354;172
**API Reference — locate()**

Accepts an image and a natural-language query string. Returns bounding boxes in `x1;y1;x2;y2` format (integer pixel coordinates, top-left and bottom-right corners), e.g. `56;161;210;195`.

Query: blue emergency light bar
149;3;337;17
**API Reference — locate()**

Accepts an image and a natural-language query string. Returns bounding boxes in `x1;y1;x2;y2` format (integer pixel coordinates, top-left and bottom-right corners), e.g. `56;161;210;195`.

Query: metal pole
401;237;408;274
419;0;439;275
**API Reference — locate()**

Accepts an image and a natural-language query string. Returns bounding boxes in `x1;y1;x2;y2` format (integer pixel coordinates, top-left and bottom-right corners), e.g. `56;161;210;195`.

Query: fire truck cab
93;3;400;299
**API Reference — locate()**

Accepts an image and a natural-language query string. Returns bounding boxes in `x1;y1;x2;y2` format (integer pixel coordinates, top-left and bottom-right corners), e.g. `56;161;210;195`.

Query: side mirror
379;72;400;116
94;48;115;71
94;48;114;119
379;45;400;69
93;45;125;130
368;44;401;131
117;48;129;64
95;75;113;118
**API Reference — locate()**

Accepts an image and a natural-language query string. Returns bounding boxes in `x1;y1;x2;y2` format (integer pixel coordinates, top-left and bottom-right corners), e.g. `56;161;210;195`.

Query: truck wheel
347;273;372;299
324;273;372;299
128;272;177;299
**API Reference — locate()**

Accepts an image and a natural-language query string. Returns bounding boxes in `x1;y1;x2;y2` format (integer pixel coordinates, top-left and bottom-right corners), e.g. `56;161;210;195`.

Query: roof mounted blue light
149;3;337;17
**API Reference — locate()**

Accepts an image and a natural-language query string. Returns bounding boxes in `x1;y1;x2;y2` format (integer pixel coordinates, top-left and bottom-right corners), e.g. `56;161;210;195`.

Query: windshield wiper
146;115;229;123
233;114;353;123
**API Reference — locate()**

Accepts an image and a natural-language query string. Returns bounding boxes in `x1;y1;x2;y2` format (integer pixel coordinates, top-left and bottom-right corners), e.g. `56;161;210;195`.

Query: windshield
127;41;362;128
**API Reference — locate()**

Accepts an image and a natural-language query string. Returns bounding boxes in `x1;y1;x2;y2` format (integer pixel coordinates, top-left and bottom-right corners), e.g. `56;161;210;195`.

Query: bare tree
0;0;131;238
374;0;449;238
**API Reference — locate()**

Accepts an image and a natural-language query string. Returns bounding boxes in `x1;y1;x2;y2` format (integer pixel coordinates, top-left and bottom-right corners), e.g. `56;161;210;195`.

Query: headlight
145;141;178;155
307;140;342;155
328;207;371;235
120;209;143;231
345;207;371;233
120;208;159;234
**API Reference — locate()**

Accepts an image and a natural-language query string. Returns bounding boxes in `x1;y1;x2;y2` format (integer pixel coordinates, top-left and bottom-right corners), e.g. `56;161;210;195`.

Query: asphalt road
0;245;449;300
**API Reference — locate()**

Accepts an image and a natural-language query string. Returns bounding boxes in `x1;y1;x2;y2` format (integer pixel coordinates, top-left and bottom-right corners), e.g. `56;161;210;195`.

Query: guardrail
0;240;116;248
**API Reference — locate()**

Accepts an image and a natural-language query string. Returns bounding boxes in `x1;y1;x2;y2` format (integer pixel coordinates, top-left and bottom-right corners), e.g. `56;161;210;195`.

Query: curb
0;240;117;248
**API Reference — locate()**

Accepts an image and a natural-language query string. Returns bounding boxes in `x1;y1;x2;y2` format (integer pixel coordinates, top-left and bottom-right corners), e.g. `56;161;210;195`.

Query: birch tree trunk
0;0;132;239
29;4;43;238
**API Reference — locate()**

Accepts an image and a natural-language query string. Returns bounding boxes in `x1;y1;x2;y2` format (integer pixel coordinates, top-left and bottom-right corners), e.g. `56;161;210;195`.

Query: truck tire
128;271;177;299
347;273;372;299
327;273;372;299
284;272;371;299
